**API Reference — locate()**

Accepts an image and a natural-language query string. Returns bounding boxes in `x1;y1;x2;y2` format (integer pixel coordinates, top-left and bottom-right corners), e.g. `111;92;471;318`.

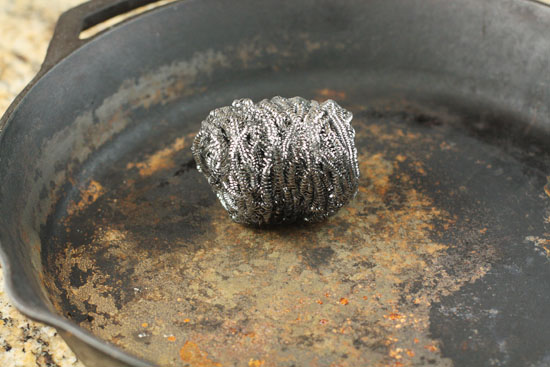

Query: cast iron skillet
2;0;550;366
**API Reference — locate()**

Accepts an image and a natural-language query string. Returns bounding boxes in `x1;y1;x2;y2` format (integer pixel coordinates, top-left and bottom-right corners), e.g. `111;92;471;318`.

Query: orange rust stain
179;341;221;367
316;299;323;304
346;206;358;216
538;240;550;257
545;182;550;198
183;318;190;323
141;322;148;328
360;153;391;197
167;336;176;342
126;136;187;177
358;186;369;194
412;161;426;175
384;313;403;321
365;124;382;136
339;298;349;305
424;344;438;352
406;349;415;357
439;141;455;151
248;359;265;367
479;228;488;234
66;180;104;216
413;338;419;344
315;88;347;100
20;230;29;244
395;154;407;162
388;347;402;360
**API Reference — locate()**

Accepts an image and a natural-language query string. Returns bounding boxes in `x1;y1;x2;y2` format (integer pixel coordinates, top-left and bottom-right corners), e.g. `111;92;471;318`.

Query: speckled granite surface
0;1;85;366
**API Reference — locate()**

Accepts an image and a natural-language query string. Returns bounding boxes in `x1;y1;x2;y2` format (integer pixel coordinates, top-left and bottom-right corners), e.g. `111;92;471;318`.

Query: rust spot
21;230;29;243
395;154;407;162
389;348;403;360
384;313;403;321
315;88;347;100
126;135;188;177
167;336;176;342
339;298;349;305
248;359;265;367
66;180;103;216
424;344;438;352
439;141;456;151
360;152;391;197
179;341;221;367
527;236;550;258
544;178;550;198
412;161;427;176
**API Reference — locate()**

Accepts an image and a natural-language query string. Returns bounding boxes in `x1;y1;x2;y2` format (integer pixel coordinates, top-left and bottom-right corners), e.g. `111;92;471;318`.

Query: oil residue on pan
41;98;550;367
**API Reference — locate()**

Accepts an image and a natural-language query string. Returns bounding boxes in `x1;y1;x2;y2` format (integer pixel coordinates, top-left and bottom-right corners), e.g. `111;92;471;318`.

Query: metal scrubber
192;96;359;225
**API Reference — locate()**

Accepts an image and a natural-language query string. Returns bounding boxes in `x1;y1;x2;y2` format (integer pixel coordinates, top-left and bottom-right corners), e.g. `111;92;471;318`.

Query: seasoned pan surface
41;74;550;366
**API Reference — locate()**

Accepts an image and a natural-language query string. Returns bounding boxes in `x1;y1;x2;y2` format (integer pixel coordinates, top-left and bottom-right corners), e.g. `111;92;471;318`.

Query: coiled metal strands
192;96;359;225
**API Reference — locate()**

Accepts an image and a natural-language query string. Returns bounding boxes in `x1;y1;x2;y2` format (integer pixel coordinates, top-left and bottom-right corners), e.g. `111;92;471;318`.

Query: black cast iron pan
2;0;550;366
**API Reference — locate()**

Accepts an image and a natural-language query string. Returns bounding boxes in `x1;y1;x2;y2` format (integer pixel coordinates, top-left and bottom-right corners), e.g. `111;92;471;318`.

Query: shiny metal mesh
192;96;359;225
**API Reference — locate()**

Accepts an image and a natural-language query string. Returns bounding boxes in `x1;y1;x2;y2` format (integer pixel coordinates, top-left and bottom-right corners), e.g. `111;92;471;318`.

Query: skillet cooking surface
41;71;550;367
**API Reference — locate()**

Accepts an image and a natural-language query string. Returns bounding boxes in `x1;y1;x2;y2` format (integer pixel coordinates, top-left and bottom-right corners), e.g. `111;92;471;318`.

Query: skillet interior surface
42;72;550;366
1;0;550;366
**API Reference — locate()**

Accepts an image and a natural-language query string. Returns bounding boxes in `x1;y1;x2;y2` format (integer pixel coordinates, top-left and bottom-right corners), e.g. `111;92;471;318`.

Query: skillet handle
43;0;169;71
0;0;171;131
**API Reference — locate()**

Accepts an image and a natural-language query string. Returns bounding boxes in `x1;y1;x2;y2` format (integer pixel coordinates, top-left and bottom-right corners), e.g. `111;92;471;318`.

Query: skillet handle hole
79;0;179;40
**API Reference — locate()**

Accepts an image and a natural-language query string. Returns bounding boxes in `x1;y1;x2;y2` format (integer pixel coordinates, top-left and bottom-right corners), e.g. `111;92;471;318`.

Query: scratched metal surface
38;78;550;366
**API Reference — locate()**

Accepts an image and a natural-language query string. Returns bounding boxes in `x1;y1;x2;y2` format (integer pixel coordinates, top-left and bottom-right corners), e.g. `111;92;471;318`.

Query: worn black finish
1;0;550;366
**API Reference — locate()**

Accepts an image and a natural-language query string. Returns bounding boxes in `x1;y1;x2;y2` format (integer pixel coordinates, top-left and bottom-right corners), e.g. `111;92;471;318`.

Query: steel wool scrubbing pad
192;96;359;225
